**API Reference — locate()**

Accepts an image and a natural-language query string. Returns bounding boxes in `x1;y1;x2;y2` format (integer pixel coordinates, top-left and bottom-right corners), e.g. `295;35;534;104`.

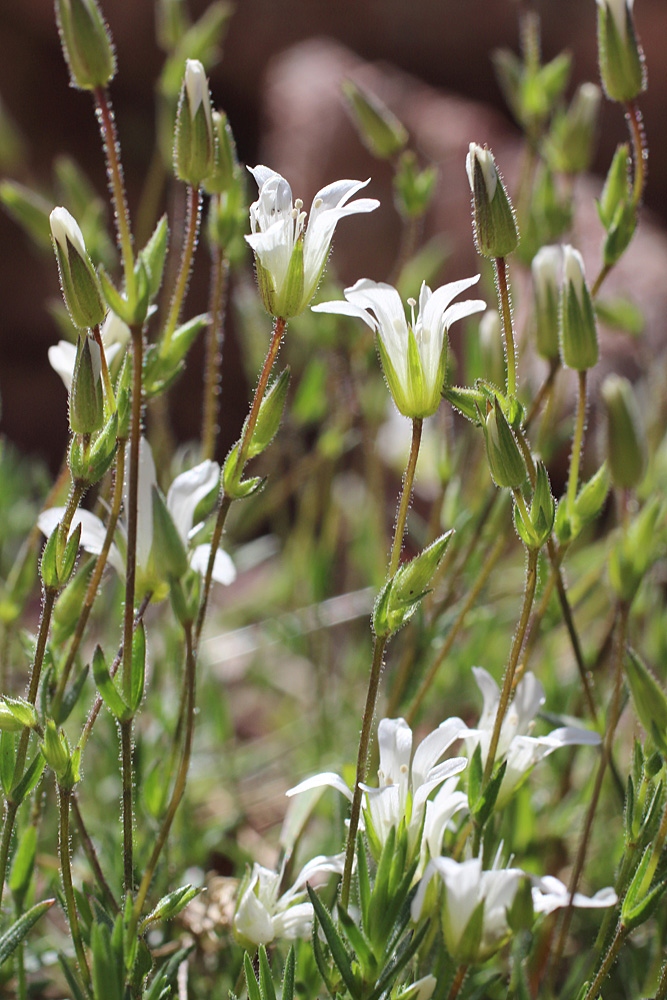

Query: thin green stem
482;547;539;787
583;922;627;1000
59;786;92;992
195;316;287;646
52;445;125;718
93;87;135;303
340;635;387;909
567;371;587;513
389;418;423;576
447;964;469;1000
161;184;202;354
404;533;506;725
130;622;196;936
202;243;229;460
494;256;517;398
548;601;630;981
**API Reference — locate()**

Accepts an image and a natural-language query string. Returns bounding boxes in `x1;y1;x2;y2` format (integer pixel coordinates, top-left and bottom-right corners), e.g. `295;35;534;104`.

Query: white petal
272;902;313;939
311;298;378;331
472;666;500;731
377;717;412;788
345;279;409;381
411;717;466;788
49;206;87;259
48;341;77;391
511;672;546;733
286;771;353;802
441;299;487;330
167;460;219;543
234;886;275;944
289;853;346;894
190;544;236;585
412;756;468;817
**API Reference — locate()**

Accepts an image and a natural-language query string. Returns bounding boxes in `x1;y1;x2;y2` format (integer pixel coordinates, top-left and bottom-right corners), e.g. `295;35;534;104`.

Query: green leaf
55;664;90;725
282;947;295;1000
0;732;15;796
307;885;360;1000
258;945;277;1000
130;622;146;713
0;898;55;965
141;884;202;929
92;645;130;722
11;751;45;805
139;214;169;300
337;903;375;978
311;921;336;998
244;952;261;1000
58;953;88;1000
366;923;429;1000
595;296;644;336
9;824;37;904
356;833;371;935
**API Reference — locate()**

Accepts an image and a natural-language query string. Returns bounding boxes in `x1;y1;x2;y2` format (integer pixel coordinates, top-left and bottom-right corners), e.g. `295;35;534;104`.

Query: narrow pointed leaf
0;898;55;965
258;945;277;1000
307;885;360;999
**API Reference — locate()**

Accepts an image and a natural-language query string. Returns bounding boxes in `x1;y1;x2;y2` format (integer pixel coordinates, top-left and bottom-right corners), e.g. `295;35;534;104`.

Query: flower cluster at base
246;166;380;320
313;278;485;419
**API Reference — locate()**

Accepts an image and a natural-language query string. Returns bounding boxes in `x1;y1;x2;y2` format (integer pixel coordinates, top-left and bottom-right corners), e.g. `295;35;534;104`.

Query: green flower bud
625;648;667;757
41;521;81;591
248;368;291;459
174;59;216;186
55;0;116;90
481;398;526;490
0;703;28;733
598;145;631;230
342;78;408;160
69;336;104;434
151;486;189;582
545;83;602;175
466;143;519;259
50;207;106;330
601;374;647;489
514;462;555;549
596;0;646;103
43;720;70;780
393;151;438;220
203;110;239;195
373;532;453;638
531;245;561;361
559;245;598;370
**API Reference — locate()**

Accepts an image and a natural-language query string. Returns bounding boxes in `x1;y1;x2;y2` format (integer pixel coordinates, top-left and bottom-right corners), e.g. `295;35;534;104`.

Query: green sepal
608;498;664;603
278;237;305;320
480;398;526;490
139;214;169;302
601;375;647;489
140;884;202;930
470;151;519;259
452;895;486;964
41;521;81;591
42;720;70;779
92;644;131;722
443;385;487;424
376;331;409;417
0;898;55;966
621;846;666;930
222;442;264;500
597;0;646;103
0;733;15;796
99;261;150;327
342;78;408;159
2;697;37;730
70;336;104;434
85;409;119;485
9;824;37;907
55;0;116;90
406;326;426;415
373;532;453;637
625;648;667;759
10;751;45;805
52;558;95;646
307;885;361;1000
472;759;507;828
597;145;631;230
514;462;555;550
130;622;146;713
507;876;535;934
248;367;291;459
204;109;241;195
560;275;598;371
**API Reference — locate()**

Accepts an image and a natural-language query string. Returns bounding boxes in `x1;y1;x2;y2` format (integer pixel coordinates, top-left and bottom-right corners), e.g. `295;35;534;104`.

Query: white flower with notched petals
233;854;344;946
313;277;484;418
287;716;467;862
246;166;379;319
459;667;600;804
38;439;235;596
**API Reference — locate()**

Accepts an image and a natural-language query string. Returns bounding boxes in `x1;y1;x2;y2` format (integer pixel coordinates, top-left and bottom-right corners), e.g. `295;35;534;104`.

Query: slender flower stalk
202;247;229;459
93;87;136;302
583;921;628;1000
626;99;647;208
447;965;469;1000
390;418;423;574
495;256;517;397
567;371;588;513
59;787;91;991
160;185;202;354
196;316;286;645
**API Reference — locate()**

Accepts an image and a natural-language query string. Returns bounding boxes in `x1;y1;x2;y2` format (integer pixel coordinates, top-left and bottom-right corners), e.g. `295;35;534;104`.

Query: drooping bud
559;245;598;371
601;374;647;489
50;207;106;330
481;398;526;490
69;336;104;434
174;59;216;186
342;79;408;160
531;245;561;361
545;83;602;175
55;0;116;90
466;143;519;259
596;0;646;103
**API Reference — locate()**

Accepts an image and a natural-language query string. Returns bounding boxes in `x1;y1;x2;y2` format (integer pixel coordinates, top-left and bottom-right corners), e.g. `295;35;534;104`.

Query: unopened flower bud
601;374;647;489
203;110;239;195
55;0;116;90
531;245;561;360
625;648;667;758
174;59;215;186
466;143;519;259
69;336;104;434
50;207;106;330
596;0;646;102
481;397;526;489
559;245;598;371
342;78;408;160
546;83;602;175
43;720;71;779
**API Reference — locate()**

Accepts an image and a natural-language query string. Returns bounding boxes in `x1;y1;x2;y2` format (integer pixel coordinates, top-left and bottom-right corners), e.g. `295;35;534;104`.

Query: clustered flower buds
466;143;519;259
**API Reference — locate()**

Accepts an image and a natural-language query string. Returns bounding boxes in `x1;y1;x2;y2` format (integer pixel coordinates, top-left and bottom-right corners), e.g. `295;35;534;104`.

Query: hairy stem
494;256;517;398
59;787;92;991
389;418;423;575
583;922;627;1000
161;184;202;354
93;87;135;303
567;371;588;514
202;243;229;460
626;99;647;209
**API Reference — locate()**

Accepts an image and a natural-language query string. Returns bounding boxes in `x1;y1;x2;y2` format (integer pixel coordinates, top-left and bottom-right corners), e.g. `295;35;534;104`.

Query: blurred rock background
0;0;665;467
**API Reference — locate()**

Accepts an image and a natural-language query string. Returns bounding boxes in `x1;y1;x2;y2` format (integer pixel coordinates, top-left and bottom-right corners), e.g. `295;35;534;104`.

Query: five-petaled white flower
458;667;601;804
287;716;467;863
313;277;485;418
38;438;235;599
234;854;345;946
245;166;379;320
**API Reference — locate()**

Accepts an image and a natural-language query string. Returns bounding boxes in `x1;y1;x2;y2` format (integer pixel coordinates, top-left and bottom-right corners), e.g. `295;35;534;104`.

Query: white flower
287;716;467;862
459;667;601;803
37;439;235;595
313;277;484;418
246;166;379;319
531;874;617;916
234;854;344;946
412;855;523;960
184;59;210;122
